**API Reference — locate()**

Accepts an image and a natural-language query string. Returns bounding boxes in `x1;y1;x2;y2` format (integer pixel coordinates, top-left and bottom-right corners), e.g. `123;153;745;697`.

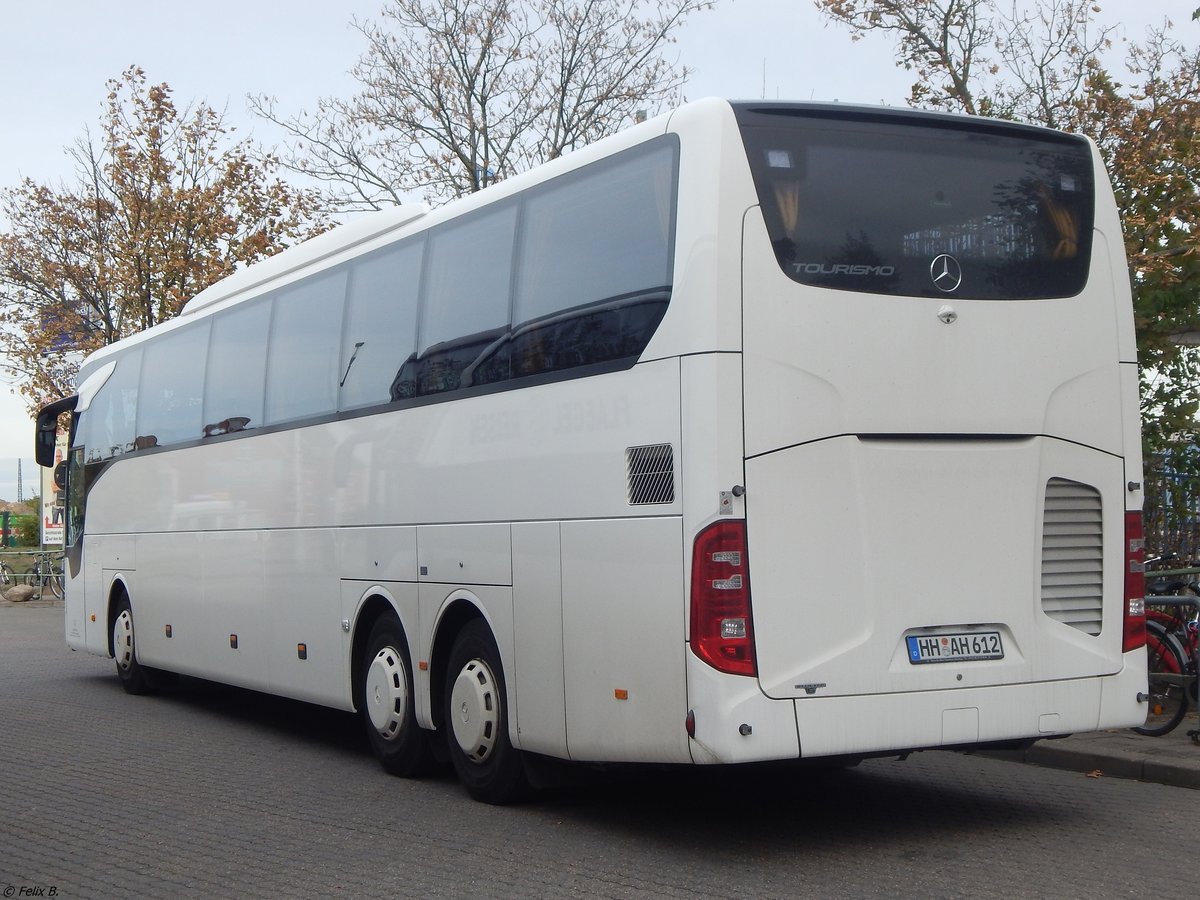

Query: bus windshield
735;105;1096;300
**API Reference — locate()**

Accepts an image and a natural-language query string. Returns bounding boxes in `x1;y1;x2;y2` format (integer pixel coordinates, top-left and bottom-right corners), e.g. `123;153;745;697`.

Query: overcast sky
0;0;1178;498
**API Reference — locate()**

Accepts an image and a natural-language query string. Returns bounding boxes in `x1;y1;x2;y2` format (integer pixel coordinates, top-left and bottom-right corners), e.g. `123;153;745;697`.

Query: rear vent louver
626;444;675;505
1041;478;1103;636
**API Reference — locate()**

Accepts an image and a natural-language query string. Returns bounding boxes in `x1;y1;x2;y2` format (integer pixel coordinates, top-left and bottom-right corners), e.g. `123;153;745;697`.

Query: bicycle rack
1143;595;1200;746
0;549;64;599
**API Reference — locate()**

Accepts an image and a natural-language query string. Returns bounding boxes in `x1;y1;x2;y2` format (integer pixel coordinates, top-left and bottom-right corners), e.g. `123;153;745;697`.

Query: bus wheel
444;619;528;804
361;615;433;777
111;596;159;695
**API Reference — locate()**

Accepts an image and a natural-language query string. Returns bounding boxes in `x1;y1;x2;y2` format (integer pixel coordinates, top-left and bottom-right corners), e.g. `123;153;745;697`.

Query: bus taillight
1123;511;1146;653
690;520;756;676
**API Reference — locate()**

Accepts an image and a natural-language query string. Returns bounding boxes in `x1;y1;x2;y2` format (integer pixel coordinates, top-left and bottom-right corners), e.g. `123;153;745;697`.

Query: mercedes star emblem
930;254;963;293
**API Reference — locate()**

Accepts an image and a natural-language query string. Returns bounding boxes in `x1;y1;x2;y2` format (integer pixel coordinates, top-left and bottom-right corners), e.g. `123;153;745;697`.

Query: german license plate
906;631;1004;664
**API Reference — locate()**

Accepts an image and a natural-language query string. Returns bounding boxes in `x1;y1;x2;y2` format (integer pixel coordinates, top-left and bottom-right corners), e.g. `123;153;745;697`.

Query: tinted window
265;270;348;424
137;321;210;447
516;142;675;324
399;204;516;397
339;241;423;411
105;136;679;440
204;299;270;435
396;138;678;398
79;349;142;461
736;108;1095;299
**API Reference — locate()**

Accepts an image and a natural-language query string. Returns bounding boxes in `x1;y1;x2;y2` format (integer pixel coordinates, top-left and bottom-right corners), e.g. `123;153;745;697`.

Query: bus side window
415;204;517;395
265;270;347;425
204;299;271;433
137;320;210;448
339;240;423;411
512;140;676;376
76;349;142;461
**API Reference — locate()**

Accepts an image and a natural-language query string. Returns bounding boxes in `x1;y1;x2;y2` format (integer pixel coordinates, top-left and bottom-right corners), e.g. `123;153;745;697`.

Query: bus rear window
735;106;1095;300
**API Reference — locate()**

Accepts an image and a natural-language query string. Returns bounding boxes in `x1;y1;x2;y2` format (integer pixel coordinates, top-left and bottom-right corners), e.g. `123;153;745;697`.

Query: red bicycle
1134;556;1199;740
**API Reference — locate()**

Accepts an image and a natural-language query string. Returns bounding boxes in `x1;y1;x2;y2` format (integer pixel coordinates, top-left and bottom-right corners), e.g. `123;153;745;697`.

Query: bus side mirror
53;461;68;491
35;395;78;468
35;419;56;468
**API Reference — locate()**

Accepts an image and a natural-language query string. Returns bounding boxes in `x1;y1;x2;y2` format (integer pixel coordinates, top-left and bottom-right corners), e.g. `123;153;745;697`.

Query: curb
982;736;1200;791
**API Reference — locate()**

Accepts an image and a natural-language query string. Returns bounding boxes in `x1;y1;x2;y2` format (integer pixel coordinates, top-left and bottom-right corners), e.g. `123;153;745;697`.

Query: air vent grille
1041;478;1103;636
626;444;675;505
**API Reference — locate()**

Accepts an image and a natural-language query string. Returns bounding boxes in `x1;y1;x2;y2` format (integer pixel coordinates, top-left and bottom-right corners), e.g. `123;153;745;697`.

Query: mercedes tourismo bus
37;99;1148;803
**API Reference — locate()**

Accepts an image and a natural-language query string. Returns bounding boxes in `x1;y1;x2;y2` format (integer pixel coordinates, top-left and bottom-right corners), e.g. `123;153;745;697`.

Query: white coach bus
37;98;1148;803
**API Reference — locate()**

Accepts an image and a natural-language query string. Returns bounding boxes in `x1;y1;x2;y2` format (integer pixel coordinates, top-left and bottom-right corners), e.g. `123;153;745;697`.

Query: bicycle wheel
48;559;64;599
0;562;13;587
1134;621;1189;737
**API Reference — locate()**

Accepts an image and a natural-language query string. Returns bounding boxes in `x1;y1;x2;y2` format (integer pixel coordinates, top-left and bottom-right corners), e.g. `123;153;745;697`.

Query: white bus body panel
560;517;689;762
789;664;1135;758
80;358;681;537
746;436;1126;699
511;521;568;757
71;355;685;755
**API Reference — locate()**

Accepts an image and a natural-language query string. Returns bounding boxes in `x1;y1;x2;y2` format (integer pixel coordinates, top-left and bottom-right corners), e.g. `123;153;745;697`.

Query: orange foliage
0;67;330;408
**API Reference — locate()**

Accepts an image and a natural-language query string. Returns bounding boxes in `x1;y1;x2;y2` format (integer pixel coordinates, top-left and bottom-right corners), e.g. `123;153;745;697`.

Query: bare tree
992;1;1113;128
815;0;995;114
251;0;710;209
814;0;1110;121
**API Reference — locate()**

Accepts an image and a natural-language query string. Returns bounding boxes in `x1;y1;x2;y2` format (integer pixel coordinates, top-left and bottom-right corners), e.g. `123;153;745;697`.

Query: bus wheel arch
108;582;161;695
349;594;403;709
428;597;485;738
106;578;130;660
354;595;434;777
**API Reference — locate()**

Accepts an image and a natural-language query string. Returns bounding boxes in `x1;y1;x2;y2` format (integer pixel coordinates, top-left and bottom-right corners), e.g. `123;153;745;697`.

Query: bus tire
361;614;434;777
111;595;163;695
443;619;528;804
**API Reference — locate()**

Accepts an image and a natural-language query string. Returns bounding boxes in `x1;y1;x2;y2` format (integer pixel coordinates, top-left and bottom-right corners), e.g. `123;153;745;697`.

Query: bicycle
1133;555;1199;741
0;560;13;588
27;553;64;600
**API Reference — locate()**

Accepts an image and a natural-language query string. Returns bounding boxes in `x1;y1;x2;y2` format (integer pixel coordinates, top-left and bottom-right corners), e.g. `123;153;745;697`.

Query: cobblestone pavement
2;605;1198;899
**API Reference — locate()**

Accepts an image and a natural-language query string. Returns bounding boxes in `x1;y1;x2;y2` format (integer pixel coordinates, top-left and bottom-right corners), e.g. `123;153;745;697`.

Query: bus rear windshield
735;106;1095;300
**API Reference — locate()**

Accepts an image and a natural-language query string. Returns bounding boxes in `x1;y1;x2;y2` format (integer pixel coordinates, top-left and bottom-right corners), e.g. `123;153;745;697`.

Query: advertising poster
40;430;68;546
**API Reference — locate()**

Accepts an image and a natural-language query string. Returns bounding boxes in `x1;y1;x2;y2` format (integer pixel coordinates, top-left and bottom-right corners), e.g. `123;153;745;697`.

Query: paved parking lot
3;604;1199;899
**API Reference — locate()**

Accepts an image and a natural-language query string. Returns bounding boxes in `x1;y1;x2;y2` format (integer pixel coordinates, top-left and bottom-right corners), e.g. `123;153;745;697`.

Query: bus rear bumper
792;653;1147;760
687;651;1147;764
